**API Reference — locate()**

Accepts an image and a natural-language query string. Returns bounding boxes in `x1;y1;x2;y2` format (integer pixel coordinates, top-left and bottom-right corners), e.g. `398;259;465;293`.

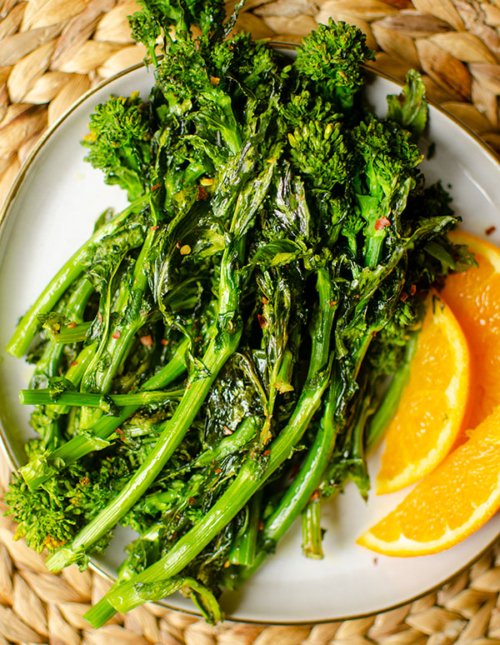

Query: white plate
1;61;500;625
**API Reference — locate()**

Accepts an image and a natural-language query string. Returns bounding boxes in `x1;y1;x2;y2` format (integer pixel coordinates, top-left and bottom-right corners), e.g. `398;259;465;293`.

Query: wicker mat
1;0;500;643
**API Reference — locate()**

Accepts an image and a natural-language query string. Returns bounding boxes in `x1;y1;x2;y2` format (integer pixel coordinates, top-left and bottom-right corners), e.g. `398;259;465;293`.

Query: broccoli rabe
5;0;476;628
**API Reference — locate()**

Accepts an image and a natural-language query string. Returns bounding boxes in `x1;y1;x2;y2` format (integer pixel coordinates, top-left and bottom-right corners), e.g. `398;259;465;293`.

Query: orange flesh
441;237;500;430
364;406;500;551
376;296;469;494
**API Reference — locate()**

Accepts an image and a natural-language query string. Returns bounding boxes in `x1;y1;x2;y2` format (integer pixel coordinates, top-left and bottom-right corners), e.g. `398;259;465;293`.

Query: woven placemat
2;0;500;643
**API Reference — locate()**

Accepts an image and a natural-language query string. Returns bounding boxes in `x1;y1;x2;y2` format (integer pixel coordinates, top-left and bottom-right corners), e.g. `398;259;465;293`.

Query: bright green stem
229;490;262;567
237;375;340;583
6;198;146;358
19;337;189;489
109;575;223;624
365;332;419;453
80;226;158;429
301;499;324;559
53;322;92;344
85;363;331;627
195;416;258;468
20;388;183;408
46;326;241;573
46;238;245;571
53;342;98;415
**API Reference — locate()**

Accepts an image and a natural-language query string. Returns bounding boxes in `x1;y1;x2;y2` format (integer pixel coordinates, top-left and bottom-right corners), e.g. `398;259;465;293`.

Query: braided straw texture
2;0;500;643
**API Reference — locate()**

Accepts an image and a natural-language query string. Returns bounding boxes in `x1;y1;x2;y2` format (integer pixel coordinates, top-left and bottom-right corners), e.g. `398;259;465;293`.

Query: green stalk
20;388;183;408
85;265;334;625
29;278;95;449
6;197;146;358
236;370;342;584
365;331;418;453
46;323;242;573
80;226;158;429
19;337;189;489
194;416;258;468
301;498;323;559
229;490;262;566
53;322;92;344
46;237;246;572
53;342;98;415
85;360;331;626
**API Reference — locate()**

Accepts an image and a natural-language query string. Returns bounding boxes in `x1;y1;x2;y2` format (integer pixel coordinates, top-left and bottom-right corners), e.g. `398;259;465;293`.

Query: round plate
1;61;500;625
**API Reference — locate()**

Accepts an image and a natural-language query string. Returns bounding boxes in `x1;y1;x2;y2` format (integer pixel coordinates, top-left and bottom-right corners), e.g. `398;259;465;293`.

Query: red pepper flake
149;225;159;231
97;312;103;323
195;336;202;342
259;522;264;531
161;339;169;346
258;314;267;329
311;490;320;500
71;360;78;366
67;322;78;329
261;297;269;304
223;426;232;436
197;185;208;201
329;300;338;307
80;476;90;486
375;216;391;231
112;331;121;339
486;226;497;236
215;468;222;474
140;335;153;348
410;284;417;296
117;428;125;441
187;383;191;390
151;184;162;191
224;560;230;568
188;497;196;505
263;449;271;457
400;291;409;302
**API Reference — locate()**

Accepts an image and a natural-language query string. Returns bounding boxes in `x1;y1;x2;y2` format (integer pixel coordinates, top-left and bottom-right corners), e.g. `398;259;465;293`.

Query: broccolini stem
19;388;184;408
53;322;92;344
365;331;418;453
85;361;331;626
236;370;341;584
46;238;246;571
19;337;189;489
80;225;158;429
301;498;324;559
194;416;258;468
85;268;335;624
6;197;147;358
229;489;263;567
46;324;242;573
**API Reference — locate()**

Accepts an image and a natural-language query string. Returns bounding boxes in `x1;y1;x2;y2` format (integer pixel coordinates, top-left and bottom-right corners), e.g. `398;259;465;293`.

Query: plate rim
1;51;500;626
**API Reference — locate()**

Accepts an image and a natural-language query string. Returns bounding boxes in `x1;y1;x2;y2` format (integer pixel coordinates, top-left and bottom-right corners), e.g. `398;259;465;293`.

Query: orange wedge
440;230;500;431
358;405;500;556
376;293;470;495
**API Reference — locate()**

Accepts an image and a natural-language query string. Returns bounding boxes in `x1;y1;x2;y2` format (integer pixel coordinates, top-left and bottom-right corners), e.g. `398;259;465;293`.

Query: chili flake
486;226;497;236
375;217;391;231
140;335;153;348
67;322;78;329
197;185;208;200
112;331;121;339
258;314;267;329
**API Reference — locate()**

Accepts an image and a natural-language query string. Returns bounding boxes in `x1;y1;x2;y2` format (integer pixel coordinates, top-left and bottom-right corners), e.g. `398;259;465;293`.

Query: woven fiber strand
2;0;500;643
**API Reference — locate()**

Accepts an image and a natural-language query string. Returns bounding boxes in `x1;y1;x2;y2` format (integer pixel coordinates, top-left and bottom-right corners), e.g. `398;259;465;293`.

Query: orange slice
440;230;500;431
376;293;470;495
358;405;500;556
